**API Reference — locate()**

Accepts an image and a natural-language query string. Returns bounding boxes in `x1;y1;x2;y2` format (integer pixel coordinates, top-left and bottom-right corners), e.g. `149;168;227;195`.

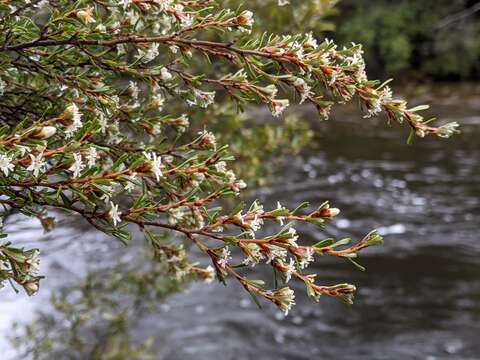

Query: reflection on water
2;88;480;359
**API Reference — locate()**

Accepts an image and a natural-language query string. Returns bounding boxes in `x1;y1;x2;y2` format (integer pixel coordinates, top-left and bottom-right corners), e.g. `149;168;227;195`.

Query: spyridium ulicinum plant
0;0;459;315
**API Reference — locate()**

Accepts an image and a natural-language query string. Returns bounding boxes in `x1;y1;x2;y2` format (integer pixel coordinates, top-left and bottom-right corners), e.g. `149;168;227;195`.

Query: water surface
2;86;479;359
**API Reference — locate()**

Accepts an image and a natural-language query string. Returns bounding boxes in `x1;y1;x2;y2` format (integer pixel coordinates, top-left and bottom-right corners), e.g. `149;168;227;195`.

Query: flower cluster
0;0;456;313
0;241;42;296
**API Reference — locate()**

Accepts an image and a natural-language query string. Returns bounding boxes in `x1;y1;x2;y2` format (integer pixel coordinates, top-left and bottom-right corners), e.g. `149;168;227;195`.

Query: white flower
175;114;189;132
293;44;305;60
304;33;318;49
109;21;121;34
68;153;84;178
0;154;15;176
191;172;205;187
109;201;122;226
380;86;393;101
437;122;460;138
26;152;45;177
242;243;264;267
226;170;237;184
126;9;139;24
161;67;173;81
99;185;114;203
64;103;83;138
238;10;254;27
128;81;139;99
266;245;287;263
26;250;40;273
95;24;106;32
203;265;216;283
234;180;247;191
250;215;264;232
86;147;98;168
233;210;246;225
218;246;232;268
180;13;194;27
363;98;383;118
70;105;82;124
168;206;186;225
287;227;299;247
298;247;314;269
158;14;172;34
153;0;173;11
415;128;426;138
76;6;95;24
145;43;160;62
278;0;290;6
148;152;163;181
293;78;312;104
273;287;296;315
188;89;216;108
98;112;108;134
119;0;131;9
271;99;289;117
197;130;217;150
284;258;295;283
152;93;165;110
124;173;136;192
214;161;227;172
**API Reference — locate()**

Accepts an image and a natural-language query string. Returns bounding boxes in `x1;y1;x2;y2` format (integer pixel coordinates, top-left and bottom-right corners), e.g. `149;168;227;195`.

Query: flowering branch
0;0;458;314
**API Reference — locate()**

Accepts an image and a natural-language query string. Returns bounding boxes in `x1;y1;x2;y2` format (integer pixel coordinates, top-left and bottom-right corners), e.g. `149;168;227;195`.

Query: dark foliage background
335;0;480;80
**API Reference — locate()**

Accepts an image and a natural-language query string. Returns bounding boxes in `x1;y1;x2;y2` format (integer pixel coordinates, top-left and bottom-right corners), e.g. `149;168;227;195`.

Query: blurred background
2;1;480;359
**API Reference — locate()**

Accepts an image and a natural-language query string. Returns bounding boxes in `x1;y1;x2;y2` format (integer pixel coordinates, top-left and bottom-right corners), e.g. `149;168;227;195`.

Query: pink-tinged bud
235;10;254;26
32;126;57;139
328;208;340;217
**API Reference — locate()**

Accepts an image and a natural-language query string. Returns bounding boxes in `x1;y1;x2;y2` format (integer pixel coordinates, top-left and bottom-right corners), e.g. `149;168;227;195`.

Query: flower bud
415;128;426;138
160;67;173;81
271;287;296;315
328;207;340;217
271;99;289;117
23;281;39;295
32;126;57;139
235;10;254;26
197;265;216;283
60;103;82;124
259;84;278;97
76;7;95;24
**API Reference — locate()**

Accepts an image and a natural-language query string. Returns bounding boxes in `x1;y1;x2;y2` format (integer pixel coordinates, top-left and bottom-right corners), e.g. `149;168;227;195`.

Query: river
2;84;479;359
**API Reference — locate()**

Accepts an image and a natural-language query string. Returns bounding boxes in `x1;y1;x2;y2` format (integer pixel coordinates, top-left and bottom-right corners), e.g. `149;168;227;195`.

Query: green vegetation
0;0;462;358
336;0;480;79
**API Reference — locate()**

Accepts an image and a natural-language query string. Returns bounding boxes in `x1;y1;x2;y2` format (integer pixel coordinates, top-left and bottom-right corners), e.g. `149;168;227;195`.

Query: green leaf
292;201;309;214
408;105;429;112
348;258;366;272
313;238;335;248
247;290;263;309
331;238;351;248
